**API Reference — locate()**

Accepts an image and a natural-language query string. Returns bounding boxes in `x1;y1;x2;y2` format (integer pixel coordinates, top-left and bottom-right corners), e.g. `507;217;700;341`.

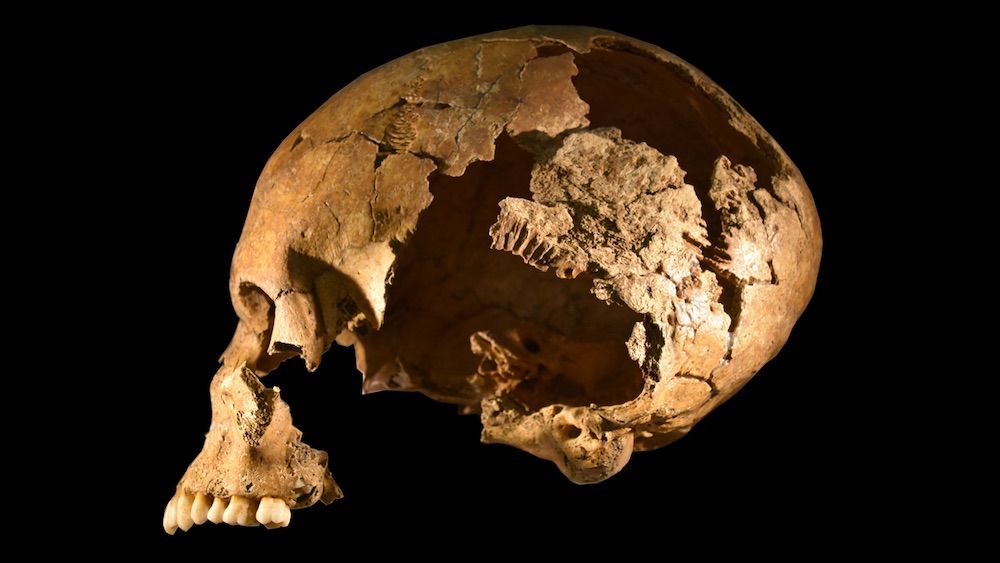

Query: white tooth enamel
275;501;291;527
191;493;211;525
207;496;228;524
223;496;247;525
176;493;195;531
256;497;276;525
163;497;178;535
236;498;260;528
259;498;291;529
238;498;261;527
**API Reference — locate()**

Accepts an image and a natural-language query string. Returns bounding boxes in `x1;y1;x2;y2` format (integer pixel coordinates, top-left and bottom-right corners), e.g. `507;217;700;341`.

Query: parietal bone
163;26;821;534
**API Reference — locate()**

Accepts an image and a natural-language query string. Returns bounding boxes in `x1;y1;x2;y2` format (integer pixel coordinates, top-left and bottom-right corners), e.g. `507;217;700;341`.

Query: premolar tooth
207;496;228;524
176;493;195;531
191;493;211;525
238;498;261;527
163;496;178;535
222;496;249;525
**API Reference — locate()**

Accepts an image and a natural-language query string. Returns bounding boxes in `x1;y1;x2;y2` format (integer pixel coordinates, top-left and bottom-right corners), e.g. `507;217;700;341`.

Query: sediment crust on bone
172;365;341;524
480;128;728;480
490;198;586;277
168;26;821;532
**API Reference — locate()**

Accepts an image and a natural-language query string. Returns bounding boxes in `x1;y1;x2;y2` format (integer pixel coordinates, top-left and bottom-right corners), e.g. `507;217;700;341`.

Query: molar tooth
207;496;228;524
256;497;276;526
254;497;292;529
238;498;261;527
163;496;178;535
223;496;249;525
274;501;291;528
191;492;211;525
176;492;195;531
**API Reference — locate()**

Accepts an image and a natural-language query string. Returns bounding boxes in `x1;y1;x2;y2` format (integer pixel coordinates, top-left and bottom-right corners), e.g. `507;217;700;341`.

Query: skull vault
163;26;821;534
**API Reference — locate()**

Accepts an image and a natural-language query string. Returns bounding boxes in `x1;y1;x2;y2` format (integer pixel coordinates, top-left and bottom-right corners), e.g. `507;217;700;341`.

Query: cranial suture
164;26;821;533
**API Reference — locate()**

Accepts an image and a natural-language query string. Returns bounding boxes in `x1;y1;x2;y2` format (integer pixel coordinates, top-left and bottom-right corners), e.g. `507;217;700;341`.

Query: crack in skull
164;25;820;534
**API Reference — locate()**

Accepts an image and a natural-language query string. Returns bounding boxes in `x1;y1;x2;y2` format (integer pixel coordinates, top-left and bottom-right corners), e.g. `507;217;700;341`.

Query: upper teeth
163;489;292;534
256;497;292;529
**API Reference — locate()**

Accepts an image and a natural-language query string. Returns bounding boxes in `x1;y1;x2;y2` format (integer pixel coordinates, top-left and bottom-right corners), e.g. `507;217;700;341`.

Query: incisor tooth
207;496;228;524
176;493;195;531
163;497;178;535
223;496;248;525
191;493;211;525
238;498;260;527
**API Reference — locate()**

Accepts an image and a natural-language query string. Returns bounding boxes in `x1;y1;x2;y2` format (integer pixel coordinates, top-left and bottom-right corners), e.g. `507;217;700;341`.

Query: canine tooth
163;497;178;535
176;493;195;531
207;496;228;523
223;496;249;525
238;498;260;527
191;493;211;525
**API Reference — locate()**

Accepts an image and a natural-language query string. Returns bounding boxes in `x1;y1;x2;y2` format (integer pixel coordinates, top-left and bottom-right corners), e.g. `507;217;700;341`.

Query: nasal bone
268;290;326;370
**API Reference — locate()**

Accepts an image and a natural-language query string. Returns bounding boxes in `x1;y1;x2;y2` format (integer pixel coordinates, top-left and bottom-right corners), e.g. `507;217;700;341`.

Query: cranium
163;25;821;534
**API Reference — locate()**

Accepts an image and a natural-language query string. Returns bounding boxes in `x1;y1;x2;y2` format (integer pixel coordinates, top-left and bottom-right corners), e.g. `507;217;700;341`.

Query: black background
98;14;907;551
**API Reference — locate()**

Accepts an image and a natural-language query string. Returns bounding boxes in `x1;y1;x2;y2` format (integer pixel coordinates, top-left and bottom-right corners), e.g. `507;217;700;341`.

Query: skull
163;25;821;533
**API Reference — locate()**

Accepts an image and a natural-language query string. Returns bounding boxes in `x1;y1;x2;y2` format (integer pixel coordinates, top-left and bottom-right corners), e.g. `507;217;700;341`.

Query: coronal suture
164;26;821;534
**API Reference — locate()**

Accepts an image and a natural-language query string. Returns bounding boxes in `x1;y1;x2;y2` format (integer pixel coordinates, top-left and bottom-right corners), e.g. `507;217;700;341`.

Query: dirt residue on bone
361;134;644;407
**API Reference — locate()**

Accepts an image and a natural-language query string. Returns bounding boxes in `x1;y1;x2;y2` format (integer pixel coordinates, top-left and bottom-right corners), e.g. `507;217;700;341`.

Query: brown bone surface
164;26;821;533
